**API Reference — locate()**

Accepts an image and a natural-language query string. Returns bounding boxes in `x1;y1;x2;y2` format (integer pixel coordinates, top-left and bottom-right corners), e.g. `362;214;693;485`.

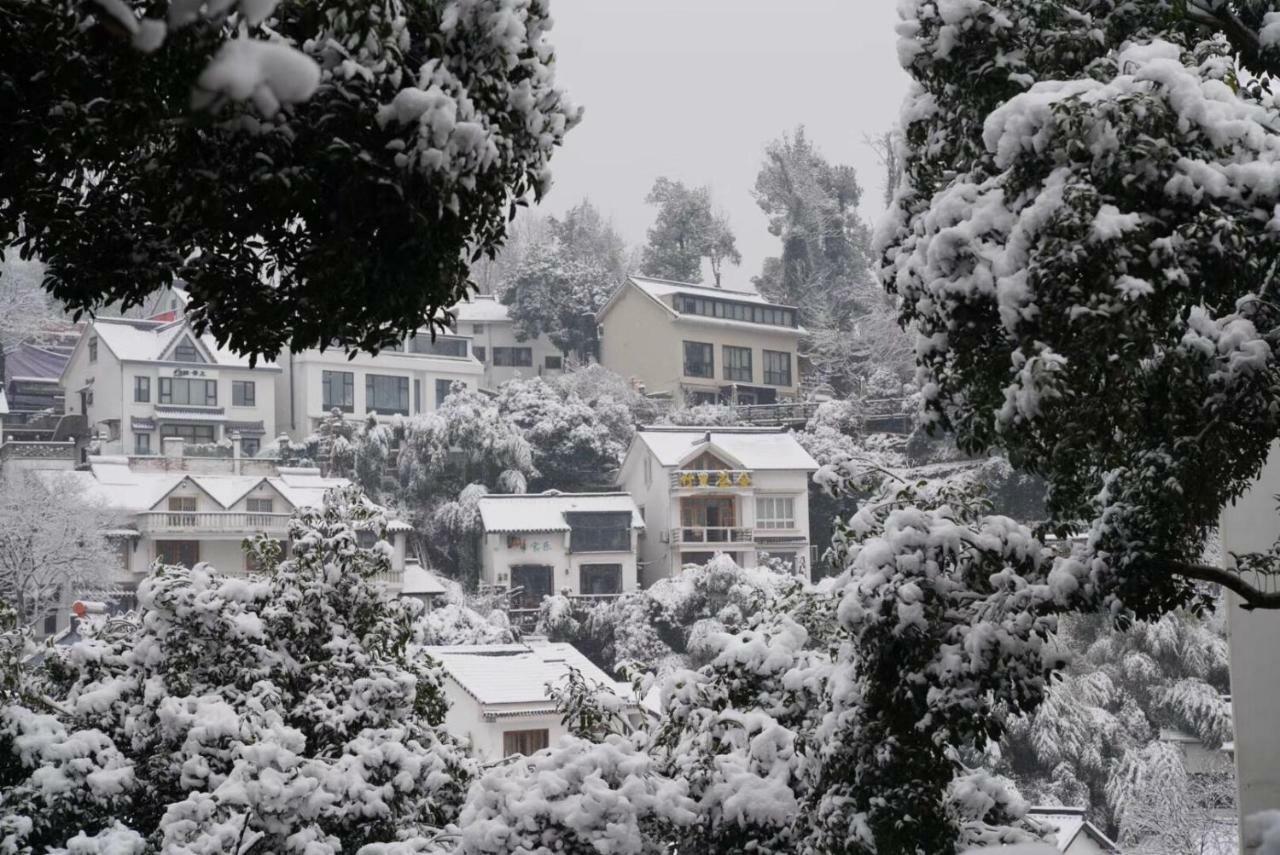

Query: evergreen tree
640;178;740;286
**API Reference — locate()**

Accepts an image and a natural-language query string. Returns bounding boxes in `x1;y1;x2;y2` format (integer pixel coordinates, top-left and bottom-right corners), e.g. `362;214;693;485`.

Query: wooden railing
670;526;754;545
670;469;753;489
134;511;292;535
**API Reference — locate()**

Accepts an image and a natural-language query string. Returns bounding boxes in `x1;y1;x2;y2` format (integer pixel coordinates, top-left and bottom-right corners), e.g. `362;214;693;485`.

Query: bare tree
0;473;121;630
865;130;902;209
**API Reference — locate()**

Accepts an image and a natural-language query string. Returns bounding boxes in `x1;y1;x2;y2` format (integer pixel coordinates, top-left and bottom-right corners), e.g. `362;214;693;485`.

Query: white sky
532;0;910;289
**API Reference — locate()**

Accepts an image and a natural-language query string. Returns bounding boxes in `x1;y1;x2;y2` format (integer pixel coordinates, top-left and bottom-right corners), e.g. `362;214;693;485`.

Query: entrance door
510;564;554;608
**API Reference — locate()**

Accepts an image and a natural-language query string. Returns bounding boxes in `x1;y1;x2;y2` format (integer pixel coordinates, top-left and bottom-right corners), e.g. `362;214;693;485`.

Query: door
510;564;554;608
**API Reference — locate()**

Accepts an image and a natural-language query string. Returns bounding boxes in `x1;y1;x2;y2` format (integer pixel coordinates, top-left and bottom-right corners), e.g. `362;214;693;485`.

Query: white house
449;295;565;390
275;330;484;439
61;317;279;458
476;491;644;608
425;640;637;762
44;453;409;599
617;426;818;586
1025;807;1118;854
596;275;806;406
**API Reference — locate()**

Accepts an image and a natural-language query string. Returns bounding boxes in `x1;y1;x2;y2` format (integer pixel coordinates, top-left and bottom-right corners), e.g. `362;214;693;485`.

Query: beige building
449;295;565;391
617;426;818;586
61;317;279;458
596;275;805;405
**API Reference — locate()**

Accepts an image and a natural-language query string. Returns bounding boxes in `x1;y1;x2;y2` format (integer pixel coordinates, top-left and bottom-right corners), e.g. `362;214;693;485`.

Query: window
435;379;454;407
135;432;152;455
683;341;714;378
246;497;273;526
472;323;485;334
723;346;752;382
762;350;792;386
756;496;796;530
134;376;150;403
232;380;255;407
156;540;199;567
566;511;632;553
414;379;422;413
474;346;487;363
409;334;468;357
322;370;354;413
240;437;260;457
88;337;98;362
160;423;217;444
673;294;797;328
172;338;205;363
580;564;622;595
544;355;563;371
167;496;197;527
44;612;58;636
503;728;549;757
159;377;217;406
366;374;410;415
493;347;533;367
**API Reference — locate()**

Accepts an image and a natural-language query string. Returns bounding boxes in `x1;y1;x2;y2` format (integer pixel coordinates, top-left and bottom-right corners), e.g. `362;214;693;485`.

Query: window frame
503;728;550;757
158;377;217;406
321;370;355;413
492;346;533;367
365;374;410;416
545;354;563;371
134;432;152;455
159;423;217;444
682;340;714;378
134;376;150;403
723;345;752;382
231;380;256;407
172;339;204;363
762;350;792;387
435;378;453;408
474;345;487;363
755;495;797;530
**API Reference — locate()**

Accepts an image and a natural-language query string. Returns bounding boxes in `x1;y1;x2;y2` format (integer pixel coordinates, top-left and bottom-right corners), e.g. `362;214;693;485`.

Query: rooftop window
674;294;797;328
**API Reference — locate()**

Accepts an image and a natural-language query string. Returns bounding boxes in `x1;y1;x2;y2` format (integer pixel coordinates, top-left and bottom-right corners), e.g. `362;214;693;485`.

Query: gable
149;475;226;511
161;330;212;364
677;445;746;471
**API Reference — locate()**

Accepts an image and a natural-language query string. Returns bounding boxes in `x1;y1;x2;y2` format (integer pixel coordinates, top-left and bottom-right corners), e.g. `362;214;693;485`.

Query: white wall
1221;441;1280;835
438;679;567;763
480;529;638;595
461;319;565;390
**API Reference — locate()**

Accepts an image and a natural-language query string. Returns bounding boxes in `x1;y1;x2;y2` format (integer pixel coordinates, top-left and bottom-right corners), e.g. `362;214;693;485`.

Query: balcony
670;526;753;545
134;511;292;537
670;469;753;490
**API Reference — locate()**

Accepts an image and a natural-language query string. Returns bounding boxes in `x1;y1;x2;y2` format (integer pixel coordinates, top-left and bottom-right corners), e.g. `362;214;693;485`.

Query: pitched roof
596;275;802;327
477;491;645;533
451;295;511;323
4;341;72;384
401;564;449;596
1027;806;1119;853
88;317;277;370
631;426;818;471
424;641;630;708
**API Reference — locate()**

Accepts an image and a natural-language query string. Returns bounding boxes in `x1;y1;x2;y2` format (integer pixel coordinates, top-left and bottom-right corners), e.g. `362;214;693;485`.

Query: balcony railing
671;526;753;545
134;511;292;536
670;469;753;490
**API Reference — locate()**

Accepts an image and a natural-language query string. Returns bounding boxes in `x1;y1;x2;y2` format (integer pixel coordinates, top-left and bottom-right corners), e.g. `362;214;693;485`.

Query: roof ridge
629;273;758;297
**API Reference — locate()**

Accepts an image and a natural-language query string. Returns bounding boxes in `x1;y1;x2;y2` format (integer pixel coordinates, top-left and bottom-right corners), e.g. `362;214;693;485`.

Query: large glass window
580;564;622;595
503;728;549;757
435;379;453;407
322;370;354;413
366;374;410;415
566;512;632;552
159;377;217;406
674;294;797;328
545;355;563;370
723;346;752;382
232;380;255;407
762;350;792;386
161;423;217;444
156;540;199;567
134;376;150;403
492;347;533;367
756;496;796;529
409;334;468;357
683;341;714;378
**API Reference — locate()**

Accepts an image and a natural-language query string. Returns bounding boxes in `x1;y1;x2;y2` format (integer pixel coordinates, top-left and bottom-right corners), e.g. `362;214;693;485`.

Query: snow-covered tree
0;485;475;853
1;0;581;361
880;0;1280;613
496;375;632;490
640;177;740;286
0;249;60;378
413;582;517;647
0;473;121;630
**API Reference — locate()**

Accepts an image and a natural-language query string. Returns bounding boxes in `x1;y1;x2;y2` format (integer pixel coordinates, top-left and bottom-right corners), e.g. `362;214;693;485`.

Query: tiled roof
632;426;818;471
477;491;644;533
424;641;630;707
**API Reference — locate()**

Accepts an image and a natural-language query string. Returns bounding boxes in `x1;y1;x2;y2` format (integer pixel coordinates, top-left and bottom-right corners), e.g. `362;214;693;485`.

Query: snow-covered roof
451;295;511;323
42;457;347;513
477;491;645;533
86;317;278;370
401;564;449;596
1027;806;1118;853
596;275;802;329
630;426;818;471
424;640;630;708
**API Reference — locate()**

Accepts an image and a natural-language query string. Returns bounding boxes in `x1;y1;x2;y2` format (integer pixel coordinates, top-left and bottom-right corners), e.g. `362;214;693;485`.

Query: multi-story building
449;294;565;391
60;317;279;458
45;450;409;596
617;426;818;586
275;330;484;438
475;491;644;607
596;275;805;406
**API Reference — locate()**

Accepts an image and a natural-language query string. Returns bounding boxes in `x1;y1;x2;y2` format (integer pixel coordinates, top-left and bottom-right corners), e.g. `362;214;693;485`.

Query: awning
225;420;266;436
130;417;156;431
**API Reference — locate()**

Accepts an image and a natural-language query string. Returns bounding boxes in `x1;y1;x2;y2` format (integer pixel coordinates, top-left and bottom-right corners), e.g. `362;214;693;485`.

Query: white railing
371;568;404;588
671;526;753;545
670;469;753;489
134;511;292;535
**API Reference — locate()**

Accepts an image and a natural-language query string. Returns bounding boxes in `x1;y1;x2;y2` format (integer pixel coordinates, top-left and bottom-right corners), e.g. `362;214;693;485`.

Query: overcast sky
532;0;910;289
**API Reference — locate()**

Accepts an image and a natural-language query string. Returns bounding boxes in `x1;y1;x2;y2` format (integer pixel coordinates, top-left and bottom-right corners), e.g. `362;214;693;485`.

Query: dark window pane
322;371;355;412
682;341;713;378
723;346;752;382
366;374;410;415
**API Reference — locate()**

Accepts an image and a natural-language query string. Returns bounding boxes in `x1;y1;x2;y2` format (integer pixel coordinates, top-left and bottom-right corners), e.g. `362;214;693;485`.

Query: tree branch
1168;559;1280;610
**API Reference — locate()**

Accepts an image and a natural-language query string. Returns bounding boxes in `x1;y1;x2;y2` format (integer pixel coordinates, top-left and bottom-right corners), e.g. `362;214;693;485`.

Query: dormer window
172;337;205;363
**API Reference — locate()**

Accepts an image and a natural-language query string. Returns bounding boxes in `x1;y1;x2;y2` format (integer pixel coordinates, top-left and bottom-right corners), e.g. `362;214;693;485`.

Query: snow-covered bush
0;486;475;852
413;581;517;647
661;403;741;426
